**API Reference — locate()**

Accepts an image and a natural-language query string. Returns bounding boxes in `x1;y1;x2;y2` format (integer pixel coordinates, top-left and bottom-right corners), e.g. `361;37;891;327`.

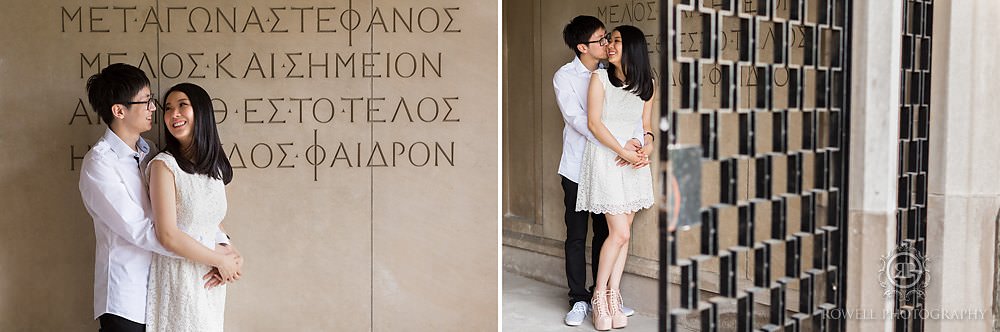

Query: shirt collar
572;56;605;75
102;128;149;161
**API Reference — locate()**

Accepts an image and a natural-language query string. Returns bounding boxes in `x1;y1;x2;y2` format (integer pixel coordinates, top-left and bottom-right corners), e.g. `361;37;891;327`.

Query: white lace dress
576;69;654;215
145;153;227;332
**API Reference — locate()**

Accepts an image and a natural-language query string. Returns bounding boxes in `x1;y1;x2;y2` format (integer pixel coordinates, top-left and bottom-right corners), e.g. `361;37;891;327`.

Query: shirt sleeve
553;71;600;145
215;230;231;245
79;156;179;258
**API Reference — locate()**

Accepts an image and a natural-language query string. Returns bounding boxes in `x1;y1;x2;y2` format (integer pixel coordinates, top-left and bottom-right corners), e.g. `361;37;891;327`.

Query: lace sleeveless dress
576;69;654;215
145;153;227;332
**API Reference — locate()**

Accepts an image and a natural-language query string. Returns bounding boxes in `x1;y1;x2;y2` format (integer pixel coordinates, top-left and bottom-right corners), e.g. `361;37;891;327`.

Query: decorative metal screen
658;0;852;330
894;0;933;330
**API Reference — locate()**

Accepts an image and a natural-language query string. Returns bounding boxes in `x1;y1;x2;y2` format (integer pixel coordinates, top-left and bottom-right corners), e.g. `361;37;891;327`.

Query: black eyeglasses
122;96;158;110
582;33;611;47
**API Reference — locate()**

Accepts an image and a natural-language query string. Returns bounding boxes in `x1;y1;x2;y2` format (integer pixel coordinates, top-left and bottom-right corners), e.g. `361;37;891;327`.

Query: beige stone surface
924;1;1000;331
843;1;907;331
849;0;903;215
924;195;998;331
928;0;1000;196
845;211;896;332
0;1;498;330
370;1;498;329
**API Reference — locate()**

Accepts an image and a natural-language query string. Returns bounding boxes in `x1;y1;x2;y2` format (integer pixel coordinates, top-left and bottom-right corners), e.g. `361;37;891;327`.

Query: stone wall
0;1;498;330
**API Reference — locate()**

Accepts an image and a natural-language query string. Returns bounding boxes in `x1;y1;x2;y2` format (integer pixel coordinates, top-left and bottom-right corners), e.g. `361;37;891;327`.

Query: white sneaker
564;301;589;326
621;305;635;317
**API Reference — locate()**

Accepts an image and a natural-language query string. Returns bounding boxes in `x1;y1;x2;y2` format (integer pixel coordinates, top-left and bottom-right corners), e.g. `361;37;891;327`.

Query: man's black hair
562;16;605;56
86;63;151;127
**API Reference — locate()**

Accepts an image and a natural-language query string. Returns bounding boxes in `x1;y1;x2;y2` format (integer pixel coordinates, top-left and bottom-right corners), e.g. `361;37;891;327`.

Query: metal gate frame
894;0;933;330
658;0;853;330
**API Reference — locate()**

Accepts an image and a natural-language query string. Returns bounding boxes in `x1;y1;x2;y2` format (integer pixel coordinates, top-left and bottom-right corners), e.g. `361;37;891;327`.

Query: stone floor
502;271;659;332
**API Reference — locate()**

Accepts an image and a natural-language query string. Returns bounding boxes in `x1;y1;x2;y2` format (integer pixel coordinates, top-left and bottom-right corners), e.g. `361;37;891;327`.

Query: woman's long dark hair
607;25;654;101
162;83;233;184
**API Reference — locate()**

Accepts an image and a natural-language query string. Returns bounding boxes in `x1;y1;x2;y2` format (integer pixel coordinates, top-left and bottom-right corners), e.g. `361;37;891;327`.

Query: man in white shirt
553;16;647;326
78;63;238;331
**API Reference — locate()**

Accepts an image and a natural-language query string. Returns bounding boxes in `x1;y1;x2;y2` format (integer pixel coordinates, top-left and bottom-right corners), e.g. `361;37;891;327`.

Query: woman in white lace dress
146;83;243;331
575;25;655;331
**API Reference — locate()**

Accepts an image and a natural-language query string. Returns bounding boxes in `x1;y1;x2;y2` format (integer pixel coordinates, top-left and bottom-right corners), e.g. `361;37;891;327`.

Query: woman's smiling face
163;91;196;145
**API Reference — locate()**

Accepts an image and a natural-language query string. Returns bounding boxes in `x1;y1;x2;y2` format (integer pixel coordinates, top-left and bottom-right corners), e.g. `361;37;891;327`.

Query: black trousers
98;313;144;332
561;176;609;306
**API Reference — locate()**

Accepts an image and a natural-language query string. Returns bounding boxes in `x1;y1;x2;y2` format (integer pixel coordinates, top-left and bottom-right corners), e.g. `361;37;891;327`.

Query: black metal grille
658;0;852;330
895;0;933;330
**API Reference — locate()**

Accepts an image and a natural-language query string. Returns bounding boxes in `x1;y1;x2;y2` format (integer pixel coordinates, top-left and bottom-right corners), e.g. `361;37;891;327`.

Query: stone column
924;0;1000;331
847;0;904;330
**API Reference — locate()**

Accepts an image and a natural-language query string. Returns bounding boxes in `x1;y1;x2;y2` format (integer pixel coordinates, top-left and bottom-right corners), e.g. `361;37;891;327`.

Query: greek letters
78;52;443;79
60;6;462;35
63;3;473;180
230;96;460;125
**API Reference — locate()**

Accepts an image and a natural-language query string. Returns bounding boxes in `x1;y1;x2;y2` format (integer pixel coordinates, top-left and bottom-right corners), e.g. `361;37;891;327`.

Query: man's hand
637;142;654;168
616;138;650;168
203;267;225;289
203;244;243;289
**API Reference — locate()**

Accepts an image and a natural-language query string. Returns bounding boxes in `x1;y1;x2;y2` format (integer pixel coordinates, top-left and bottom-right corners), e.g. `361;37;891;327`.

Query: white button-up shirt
553;57;643;183
79;128;227;324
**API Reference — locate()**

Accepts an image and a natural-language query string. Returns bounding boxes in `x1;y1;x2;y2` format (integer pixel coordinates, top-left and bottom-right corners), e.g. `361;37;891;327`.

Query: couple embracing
555;16;655;331
79;63;244;331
